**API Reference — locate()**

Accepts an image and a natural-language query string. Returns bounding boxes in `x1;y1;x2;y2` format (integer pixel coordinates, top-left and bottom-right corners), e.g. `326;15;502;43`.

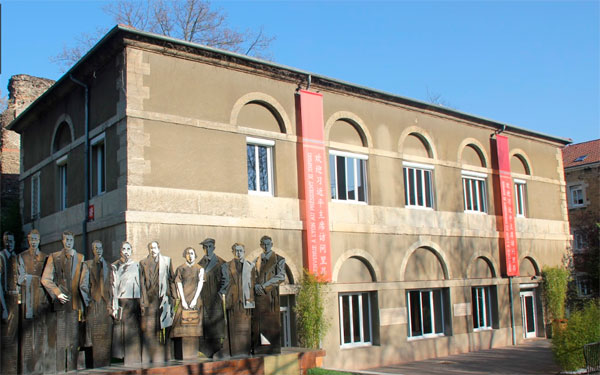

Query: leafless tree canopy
426;87;455;109
52;0;273;71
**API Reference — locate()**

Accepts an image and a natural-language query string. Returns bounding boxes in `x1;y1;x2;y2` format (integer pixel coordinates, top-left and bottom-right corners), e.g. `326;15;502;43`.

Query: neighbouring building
0;74;54;238
562;139;600;299
7;26;571;369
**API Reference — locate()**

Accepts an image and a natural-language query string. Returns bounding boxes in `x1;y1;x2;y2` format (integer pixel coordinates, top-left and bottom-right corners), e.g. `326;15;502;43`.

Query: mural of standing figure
139;241;175;363
79;240;112;368
253;235;286;354
41;231;85;373
172;247;204;359
17;230;51;374
197;238;226;358
219;243;256;357
0;231;18;375
111;241;142;365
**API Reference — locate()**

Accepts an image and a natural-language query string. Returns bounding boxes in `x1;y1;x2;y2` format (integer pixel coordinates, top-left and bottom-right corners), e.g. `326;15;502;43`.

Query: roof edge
8;25;573;146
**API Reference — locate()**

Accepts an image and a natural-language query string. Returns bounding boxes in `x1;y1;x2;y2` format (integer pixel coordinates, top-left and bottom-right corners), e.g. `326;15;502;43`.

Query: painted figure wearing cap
197;238;226;357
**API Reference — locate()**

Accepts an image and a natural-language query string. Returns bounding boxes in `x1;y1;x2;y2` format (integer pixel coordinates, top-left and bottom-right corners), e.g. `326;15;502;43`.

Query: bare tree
52;0;273;71
426;86;455;109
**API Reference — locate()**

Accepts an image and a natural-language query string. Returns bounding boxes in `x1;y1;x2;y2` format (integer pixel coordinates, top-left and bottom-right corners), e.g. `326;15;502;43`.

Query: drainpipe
509;276;517;345
69;75;90;258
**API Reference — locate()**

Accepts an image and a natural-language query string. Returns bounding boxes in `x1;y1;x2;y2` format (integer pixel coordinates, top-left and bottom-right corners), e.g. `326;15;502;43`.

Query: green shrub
542;266;570;321
308;368;354;375
552;300;600;371
295;269;329;349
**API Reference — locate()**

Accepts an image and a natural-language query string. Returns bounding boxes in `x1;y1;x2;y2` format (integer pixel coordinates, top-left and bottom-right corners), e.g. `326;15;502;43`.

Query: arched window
53;121;72;153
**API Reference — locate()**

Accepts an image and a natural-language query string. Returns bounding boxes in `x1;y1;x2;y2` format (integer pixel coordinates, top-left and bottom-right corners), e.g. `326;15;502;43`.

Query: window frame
339;291;373;348
403;161;434;210
90;133;106;197
573;231;585;252
246;137;275;196
472;286;493;331
576;275;591;297
569;184;585;208
406;289;446;340
56;155;68;211
31;172;41;219
513;178;527;217
462;170;488;214
329;149;368;204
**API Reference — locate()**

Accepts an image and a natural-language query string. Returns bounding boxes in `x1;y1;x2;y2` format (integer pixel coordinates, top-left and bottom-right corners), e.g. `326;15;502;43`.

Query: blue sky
1;0;598;144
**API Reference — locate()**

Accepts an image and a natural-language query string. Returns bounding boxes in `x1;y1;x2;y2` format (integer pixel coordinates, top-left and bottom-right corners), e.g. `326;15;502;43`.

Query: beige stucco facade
10;27;570;370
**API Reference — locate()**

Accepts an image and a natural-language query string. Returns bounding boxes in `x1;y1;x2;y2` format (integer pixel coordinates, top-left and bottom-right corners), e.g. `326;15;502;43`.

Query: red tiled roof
562;139;600;168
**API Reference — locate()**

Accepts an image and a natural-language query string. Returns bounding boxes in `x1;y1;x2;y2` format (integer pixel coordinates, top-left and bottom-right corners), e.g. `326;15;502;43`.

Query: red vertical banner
297;90;332;281
494;135;519;277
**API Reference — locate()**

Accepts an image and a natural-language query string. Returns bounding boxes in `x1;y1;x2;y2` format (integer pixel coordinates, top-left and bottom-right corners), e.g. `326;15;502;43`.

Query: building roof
562;139;600;168
8;25;572;146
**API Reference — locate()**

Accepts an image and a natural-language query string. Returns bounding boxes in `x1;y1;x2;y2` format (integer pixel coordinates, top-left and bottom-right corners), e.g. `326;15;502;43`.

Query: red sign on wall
88;204;95;222
297;90;332;281
494;135;519;277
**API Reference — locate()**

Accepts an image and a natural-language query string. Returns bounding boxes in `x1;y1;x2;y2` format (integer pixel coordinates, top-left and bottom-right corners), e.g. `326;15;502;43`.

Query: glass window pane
464;179;472;210
416;169;423;206
60;164;68;210
342;295;351;344
258;146;269;192
403;168;409;205
484;288;491;327
409;168;416;205
330;154;337;199
422;291;432;334
433;289;443;334
352;294;361;342
347;157;356;200
99;145;105;193
247;145;256;191
336;156;347;200
425;170;432;208
409;291;422;337
358;160;366;202
362;293;371;342
477;288;485;327
478;181;486;212
472;288;479;328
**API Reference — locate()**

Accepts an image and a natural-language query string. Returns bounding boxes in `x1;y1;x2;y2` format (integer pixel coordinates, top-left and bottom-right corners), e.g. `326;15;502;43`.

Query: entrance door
280;295;292;347
520;291;537;338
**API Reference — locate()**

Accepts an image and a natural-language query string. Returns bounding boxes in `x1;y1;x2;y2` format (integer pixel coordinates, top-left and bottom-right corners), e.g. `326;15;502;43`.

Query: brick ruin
1;74;54;234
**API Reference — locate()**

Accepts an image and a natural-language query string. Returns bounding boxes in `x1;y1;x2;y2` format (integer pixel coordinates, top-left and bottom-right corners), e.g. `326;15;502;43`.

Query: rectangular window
329;150;367;203
339;292;372;347
31;172;41;219
91;133;106;197
462;171;487;213
247;137;274;196
403;162;434;209
569;185;584;207
472;286;492;330
576;276;591;297
407;289;446;338
57;155;68;211
514;179;526;217
573;231;585;252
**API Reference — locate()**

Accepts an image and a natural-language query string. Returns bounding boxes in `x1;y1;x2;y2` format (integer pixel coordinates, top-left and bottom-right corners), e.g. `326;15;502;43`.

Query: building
7;26;571;370
0;75;54;240
562;139;600;298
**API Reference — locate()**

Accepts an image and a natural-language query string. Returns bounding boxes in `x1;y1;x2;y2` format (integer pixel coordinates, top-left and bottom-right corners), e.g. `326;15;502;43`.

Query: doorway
280;294;296;347
520;290;537;338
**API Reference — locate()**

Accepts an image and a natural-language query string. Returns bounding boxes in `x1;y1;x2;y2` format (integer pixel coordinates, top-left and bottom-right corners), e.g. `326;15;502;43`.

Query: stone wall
0;74;54;233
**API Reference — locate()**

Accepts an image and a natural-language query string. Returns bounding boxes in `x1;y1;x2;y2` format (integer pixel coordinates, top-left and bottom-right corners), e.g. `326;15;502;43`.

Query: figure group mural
0;231;286;374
